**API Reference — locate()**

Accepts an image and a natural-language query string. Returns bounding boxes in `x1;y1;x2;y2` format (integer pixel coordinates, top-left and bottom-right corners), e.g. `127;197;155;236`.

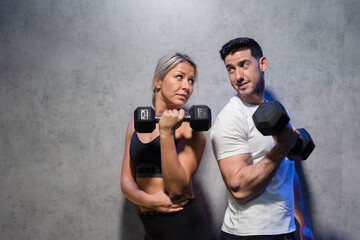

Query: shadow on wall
294;162;343;240
294;161;312;240
192;177;218;240
120;198;144;240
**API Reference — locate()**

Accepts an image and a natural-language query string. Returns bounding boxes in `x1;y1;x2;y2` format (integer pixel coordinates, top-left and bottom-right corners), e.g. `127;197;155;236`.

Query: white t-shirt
210;95;296;236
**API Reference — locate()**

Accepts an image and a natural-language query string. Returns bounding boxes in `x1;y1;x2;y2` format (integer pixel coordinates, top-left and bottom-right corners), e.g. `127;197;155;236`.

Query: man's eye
227;68;234;73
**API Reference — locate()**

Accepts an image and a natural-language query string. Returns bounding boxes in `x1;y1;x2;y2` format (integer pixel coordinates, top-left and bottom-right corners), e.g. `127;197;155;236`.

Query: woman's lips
176;94;188;100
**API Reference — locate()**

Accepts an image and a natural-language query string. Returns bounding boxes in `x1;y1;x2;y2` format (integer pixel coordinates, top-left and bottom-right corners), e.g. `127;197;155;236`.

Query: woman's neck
154;100;179;115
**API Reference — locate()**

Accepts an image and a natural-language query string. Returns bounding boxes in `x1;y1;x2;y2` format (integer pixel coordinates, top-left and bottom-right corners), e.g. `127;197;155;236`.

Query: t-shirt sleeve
210;109;251;161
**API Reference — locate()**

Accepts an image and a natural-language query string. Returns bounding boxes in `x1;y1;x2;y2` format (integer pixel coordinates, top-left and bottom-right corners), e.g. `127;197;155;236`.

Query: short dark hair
219;37;263;61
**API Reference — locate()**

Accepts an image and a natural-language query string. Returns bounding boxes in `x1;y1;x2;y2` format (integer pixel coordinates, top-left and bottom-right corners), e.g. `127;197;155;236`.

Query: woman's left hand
150;189;189;213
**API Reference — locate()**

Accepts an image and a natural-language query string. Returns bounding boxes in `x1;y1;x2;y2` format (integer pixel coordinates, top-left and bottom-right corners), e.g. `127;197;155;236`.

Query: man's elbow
230;190;252;205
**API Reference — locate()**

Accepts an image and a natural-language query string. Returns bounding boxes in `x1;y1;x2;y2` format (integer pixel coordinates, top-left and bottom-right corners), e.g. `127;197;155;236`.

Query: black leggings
138;199;212;240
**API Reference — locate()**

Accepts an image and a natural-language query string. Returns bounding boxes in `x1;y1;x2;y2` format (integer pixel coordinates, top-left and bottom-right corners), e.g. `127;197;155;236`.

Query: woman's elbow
120;177;131;196
166;185;188;200
120;182;127;196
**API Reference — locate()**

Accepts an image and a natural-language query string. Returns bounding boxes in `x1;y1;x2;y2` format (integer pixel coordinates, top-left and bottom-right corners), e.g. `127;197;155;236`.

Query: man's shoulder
211;96;249;136
217;95;247;119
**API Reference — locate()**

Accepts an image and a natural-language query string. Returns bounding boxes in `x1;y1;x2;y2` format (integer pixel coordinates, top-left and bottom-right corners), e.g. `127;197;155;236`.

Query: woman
121;52;211;240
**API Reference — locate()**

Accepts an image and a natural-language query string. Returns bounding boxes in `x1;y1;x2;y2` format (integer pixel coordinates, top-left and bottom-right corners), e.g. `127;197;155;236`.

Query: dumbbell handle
154;114;191;122
134;105;211;133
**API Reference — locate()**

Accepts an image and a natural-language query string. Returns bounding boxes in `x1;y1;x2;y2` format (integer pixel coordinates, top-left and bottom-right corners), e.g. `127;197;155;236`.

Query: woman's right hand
150;189;189;213
159;109;185;136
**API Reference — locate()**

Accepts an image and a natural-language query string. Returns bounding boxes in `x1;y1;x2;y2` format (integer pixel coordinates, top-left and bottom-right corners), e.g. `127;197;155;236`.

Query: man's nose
235;68;244;80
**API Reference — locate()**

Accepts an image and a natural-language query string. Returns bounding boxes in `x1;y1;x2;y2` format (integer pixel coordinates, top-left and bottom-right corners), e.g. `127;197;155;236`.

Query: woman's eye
188;79;194;84
176;75;183;80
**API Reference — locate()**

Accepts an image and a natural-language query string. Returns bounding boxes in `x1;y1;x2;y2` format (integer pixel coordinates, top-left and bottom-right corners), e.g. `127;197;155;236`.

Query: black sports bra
129;131;179;178
130;131;161;178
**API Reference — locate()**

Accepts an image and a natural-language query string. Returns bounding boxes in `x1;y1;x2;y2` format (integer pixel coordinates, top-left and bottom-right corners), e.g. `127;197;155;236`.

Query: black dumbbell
252;101;315;161
134;105;212;133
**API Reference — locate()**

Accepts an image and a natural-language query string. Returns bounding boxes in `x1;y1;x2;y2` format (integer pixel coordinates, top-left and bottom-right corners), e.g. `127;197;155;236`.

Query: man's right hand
272;123;300;154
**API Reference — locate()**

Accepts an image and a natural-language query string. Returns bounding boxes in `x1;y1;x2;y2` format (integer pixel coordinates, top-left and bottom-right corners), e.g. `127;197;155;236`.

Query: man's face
224;49;267;99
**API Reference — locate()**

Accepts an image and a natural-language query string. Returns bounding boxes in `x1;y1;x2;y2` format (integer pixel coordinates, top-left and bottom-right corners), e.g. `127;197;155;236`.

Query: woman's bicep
177;130;206;181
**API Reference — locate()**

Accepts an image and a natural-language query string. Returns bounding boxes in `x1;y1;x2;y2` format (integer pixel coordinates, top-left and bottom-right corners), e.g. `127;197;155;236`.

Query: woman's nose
182;79;190;89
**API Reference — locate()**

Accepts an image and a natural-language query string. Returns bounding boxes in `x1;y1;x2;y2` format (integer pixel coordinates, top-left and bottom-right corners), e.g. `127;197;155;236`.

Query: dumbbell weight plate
189;105;212;131
134;106;156;133
252;101;290;136
287;128;315;161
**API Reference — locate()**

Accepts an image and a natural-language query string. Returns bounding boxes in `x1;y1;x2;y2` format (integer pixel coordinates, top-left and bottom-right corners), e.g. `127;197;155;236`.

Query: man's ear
259;56;268;72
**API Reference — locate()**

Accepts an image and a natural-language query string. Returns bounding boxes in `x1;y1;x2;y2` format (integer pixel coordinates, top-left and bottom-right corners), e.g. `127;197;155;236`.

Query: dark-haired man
210;37;314;240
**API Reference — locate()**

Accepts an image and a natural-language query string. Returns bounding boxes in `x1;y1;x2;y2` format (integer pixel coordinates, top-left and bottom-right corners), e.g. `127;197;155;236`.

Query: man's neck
237;93;265;105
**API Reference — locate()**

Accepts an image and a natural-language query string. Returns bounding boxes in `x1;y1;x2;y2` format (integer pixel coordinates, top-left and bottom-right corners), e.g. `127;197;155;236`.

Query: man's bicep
217;153;251;190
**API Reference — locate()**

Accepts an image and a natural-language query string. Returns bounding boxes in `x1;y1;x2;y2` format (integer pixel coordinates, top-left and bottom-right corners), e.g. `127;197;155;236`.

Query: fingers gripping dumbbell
252;101;315;161
134;105;212;133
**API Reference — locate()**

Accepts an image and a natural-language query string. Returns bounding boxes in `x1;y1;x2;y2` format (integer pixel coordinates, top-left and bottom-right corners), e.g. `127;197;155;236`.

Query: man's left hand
299;225;314;240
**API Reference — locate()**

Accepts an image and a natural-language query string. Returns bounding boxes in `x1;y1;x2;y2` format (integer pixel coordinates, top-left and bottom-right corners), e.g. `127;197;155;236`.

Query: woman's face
155;61;196;108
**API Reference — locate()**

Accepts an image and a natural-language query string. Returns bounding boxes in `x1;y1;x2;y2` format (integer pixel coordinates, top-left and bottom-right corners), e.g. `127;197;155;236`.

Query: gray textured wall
1;0;359;239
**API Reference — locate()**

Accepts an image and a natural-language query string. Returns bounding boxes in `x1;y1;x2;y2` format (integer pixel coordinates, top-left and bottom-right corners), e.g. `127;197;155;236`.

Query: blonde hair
152;52;197;106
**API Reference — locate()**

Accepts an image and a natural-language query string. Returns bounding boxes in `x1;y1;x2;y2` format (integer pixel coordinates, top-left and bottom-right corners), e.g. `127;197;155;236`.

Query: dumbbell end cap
134;106;156;133
287;128;315;161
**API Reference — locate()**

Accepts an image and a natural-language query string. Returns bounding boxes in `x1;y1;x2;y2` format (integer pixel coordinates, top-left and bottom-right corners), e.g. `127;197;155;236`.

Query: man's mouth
237;81;249;88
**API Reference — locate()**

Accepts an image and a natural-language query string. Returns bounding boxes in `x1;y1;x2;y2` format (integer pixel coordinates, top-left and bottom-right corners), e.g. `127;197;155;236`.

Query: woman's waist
137;178;194;210
136;178;194;195
139;196;196;215
135;163;162;178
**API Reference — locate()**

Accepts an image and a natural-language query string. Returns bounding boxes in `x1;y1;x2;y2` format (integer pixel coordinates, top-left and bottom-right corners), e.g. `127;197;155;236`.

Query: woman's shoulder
176;121;205;143
125;118;136;139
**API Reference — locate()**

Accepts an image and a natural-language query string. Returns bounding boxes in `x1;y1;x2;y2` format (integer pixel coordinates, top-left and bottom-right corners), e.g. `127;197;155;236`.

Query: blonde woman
121;52;212;240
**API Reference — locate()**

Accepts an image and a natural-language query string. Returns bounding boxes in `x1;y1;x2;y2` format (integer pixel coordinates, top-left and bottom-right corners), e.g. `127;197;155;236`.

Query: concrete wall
1;0;359;239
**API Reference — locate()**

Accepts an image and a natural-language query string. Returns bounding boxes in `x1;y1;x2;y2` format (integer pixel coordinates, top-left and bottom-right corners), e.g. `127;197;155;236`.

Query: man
210;37;314;240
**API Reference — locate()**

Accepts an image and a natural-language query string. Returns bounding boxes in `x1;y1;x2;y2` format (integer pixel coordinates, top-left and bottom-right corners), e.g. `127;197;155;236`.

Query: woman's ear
154;77;162;90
